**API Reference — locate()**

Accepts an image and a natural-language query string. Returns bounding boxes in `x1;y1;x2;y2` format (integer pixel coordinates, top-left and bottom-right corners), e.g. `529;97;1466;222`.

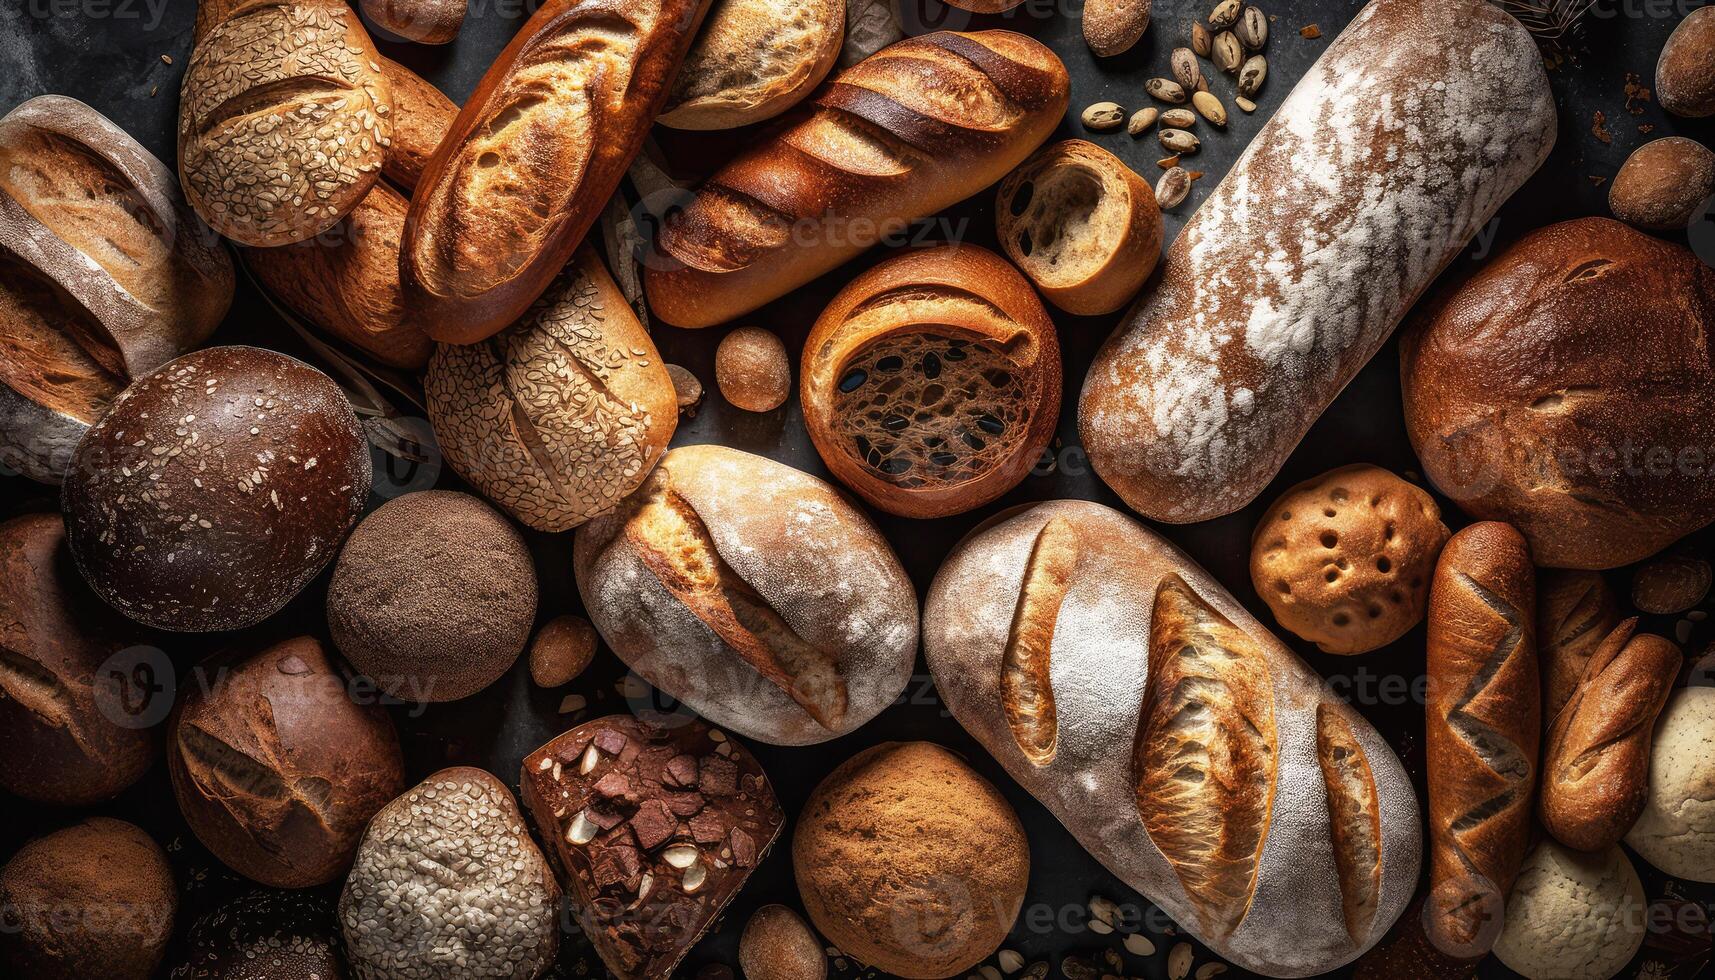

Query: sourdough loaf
658;0;844;130
923;499;1421;977
645;31;1069;328
1079;0;1555;523
573;445;919;745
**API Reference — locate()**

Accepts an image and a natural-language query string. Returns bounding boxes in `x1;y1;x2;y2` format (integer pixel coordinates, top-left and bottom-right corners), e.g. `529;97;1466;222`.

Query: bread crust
1084;0;1152;57
658;0;844;130
1538;570;1621;725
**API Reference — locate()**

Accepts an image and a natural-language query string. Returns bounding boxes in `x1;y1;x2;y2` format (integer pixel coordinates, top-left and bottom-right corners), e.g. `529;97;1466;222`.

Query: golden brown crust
1539;619;1680;852
801;243;1060;518
659;0;845;130
1084;0;1153;57
1318;704;1384;944
1424;521;1539;961
359;0;466;45
1001;516;1078;766
1537;569;1621;725
376;55;457;193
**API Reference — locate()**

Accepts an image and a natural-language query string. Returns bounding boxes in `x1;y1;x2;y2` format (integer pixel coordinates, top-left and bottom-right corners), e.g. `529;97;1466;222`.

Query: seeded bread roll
425;246;677;532
996;140;1162;316
1080;0;1555;524
801;244;1061;518
923;499;1421;977
574;444;919;746
180;0;394;246
0;95;232;484
646;31;1069;328
1538;570;1621;726
659;0;844;130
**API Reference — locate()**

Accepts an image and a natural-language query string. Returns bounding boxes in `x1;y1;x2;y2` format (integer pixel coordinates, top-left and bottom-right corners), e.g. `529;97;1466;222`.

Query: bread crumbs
1591;110;1612;144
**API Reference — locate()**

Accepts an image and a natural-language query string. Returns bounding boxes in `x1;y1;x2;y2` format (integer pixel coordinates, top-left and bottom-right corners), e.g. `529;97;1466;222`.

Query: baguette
402;0;713;344
923;499;1421;977
1538;570;1621;726
1424;521;1539;961
644;31;1069;328
1078;0;1555;523
377;55;456;193
1539;619;1679;852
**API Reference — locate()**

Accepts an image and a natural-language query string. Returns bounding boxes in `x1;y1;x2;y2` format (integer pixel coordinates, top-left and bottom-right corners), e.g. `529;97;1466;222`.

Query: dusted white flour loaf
1079;0;1555;523
924;500;1421;977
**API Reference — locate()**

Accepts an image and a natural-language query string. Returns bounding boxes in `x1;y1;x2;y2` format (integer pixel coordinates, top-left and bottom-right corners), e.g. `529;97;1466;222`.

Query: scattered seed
1237;6;1269;50
1082;101;1126;130
1192;22;1213;57
1213;31;1244;72
1168;944;1194;980
1128;106;1160;136
1235;95;1258;112
1209;0;1241;30
1157;154;1182;168
1301;23;1322;39
1159;128;1200;154
1124;932;1157;956
1238;54;1268;96
1146;77;1188;104
1196;965;1229;980
998;950;1025;974
1156;167;1192;208
1191;90;1228;126
1172;48;1203;92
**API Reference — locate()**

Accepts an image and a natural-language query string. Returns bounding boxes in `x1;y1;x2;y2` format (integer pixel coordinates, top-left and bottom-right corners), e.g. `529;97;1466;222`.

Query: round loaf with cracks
573;444;918;745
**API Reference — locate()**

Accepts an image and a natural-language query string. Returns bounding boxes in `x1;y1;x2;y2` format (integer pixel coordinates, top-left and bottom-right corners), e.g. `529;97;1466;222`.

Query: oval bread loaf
801;243;1061;518
1078;0;1555;523
658;0;845;130
645;30;1070;328
574;444;919;745
923;499;1421;977
425;246;677;532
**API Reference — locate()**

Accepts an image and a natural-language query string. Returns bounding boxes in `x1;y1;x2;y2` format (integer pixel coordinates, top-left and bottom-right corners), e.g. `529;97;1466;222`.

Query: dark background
2;0;1713;978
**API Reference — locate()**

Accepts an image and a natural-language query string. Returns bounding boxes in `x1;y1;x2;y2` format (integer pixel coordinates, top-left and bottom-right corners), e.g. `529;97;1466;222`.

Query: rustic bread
645;30;1069;328
1492;842;1648;980
574;445;919;746
359;0;465;44
180;0;394;246
1085;0;1152;56
1659;6;1715;117
403;0;713;344
659;0;844;130
425;246;677;532
1609;136;1715;230
1624;686;1715;880
1424;521;1539;962
801;244;1061;518
1538;570;1621;725
1250;464;1449;655
1539;619;1679;852
995;140;1162;316
1079;0;1555;523
377;55;457;193
923;499;1421;976
0;95;232;484
1401;217;1715;569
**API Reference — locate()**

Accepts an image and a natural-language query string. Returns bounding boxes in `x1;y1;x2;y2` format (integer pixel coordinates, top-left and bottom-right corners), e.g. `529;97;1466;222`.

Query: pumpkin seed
1158;128;1200;154
1082;101;1126;130
1155;167;1191;208
1213;31;1244;72
1127;106;1159;136
1191;90;1228;127
1145;77;1188;104
1238;54;1268;96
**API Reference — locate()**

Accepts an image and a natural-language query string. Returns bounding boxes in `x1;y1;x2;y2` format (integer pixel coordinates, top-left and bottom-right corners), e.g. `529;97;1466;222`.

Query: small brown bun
716;326;792;412
528;613;597;688
740;904;827;980
1609;136;1715;230
0;818;176;980
328;490;538;702
1659;7;1715;117
793;742;1029;979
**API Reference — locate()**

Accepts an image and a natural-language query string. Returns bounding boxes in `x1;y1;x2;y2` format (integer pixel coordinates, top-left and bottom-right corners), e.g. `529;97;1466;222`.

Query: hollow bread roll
659;0;844;130
923;499;1421;977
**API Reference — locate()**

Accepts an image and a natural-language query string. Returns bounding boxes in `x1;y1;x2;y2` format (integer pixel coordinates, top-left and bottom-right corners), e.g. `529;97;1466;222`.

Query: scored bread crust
659;0;845;130
1537;570;1621;726
996;139;1162;316
923;500;1420;977
573;445;919;746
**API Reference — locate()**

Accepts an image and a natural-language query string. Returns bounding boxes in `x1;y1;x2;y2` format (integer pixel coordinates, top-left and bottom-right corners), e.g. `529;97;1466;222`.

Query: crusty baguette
658;0;845;130
1079;0;1555;523
1539;618;1679;852
1424;521;1539;961
376;55;456;193
1538;569;1621;727
923;499;1421;976
645;31;1069;328
402;0;713;344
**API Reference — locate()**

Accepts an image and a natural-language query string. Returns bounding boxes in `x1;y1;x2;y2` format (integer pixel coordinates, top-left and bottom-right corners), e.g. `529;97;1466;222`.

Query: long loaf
1078;0;1555;523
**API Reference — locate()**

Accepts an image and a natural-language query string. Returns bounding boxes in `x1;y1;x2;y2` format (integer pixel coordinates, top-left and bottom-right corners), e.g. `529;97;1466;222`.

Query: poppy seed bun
659;0;844;130
793;742;1029;979
328;491;537;702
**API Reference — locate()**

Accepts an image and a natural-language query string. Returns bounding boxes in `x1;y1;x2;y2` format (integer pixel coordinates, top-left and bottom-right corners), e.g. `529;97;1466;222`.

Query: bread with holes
1402;217;1715;569
801;243;1060;518
646;31;1068;328
923;499;1421;977
658;0;844;130
995;140;1161;315
1250;465;1449;655
1424;521;1539;962
573;445;918;745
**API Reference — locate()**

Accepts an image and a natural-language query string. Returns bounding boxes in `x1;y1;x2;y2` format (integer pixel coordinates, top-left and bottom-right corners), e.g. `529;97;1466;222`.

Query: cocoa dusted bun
61;346;372;631
168;635;406;888
801;244;1061;519
0;512;162;804
0;817;177;980
1401;217;1715;569
170;890;346;980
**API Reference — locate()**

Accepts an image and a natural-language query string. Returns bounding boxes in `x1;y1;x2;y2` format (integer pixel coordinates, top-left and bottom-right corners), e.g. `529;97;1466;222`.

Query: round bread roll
1659;7;1715;117
62;346;372;631
659;0;844;130
573;444;919;745
801;244;1061;518
0;818;176;980
1400;217;1715;569
716;326;791;413
793;742;1029;979
1492;841;1647;980
425;246;676;533
740;904;826;980
327;490;537;702
171;890;345;980
1250;465;1449;655
0;513;161;804
995;141;1162;316
1609;136;1715;230
169;636;406;888
339;767;560;980
1625;685;1715;881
